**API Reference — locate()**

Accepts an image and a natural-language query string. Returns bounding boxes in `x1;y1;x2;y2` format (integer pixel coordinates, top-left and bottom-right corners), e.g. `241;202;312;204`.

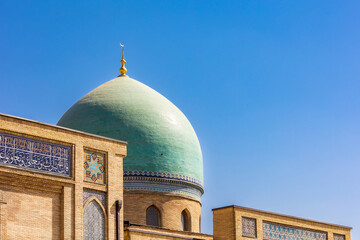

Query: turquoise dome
57;75;203;198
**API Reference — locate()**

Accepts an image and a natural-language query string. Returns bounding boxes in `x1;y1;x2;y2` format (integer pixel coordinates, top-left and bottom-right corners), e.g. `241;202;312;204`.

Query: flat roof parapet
212;205;352;230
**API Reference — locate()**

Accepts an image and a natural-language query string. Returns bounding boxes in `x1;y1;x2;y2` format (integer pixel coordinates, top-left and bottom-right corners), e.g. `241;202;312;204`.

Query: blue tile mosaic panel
84;150;105;184
242;217;257;238
83;200;105;240
333;234;345;240
0;132;71;177
83;189;106;209
263;222;327;240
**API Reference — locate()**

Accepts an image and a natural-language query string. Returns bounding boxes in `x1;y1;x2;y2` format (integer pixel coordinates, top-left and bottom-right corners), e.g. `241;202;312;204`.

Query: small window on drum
181;209;191;231
199;215;201;232
146;205;161;227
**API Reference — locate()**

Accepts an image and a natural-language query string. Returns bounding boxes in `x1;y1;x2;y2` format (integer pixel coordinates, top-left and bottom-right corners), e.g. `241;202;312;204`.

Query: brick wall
213;207;236;240
124;192;202;233
0;184;61;239
213;206;352;240
0;113;127;240
124;225;213;240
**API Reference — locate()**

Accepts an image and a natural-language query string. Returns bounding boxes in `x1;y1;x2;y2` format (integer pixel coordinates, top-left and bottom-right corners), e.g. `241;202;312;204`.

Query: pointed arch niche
146;205;161;227
83;198;106;240
181;209;191;231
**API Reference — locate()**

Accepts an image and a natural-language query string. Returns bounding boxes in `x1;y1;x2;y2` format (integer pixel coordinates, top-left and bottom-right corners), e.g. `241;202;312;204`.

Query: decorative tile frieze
263;222;327;240
84;150;105;184
242;217;257;238
0;132;71;177
124;179;203;200
124;170;203;188
333;234;345;240
83;189;106;209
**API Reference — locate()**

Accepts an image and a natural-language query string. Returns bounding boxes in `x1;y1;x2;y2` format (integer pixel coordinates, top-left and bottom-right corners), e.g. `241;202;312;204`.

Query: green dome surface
57;76;203;189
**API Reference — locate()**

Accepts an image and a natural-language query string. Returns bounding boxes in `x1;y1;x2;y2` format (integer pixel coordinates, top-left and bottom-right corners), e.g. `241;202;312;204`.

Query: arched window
146;205;161;227
199;215;201;232
84;200;105;240
181;209;191;231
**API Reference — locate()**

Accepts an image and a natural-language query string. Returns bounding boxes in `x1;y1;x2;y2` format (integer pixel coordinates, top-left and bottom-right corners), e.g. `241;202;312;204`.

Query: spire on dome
119;43;127;76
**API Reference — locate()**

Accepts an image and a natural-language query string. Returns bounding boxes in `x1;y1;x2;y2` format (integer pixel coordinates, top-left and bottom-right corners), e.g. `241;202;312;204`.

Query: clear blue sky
1;0;359;238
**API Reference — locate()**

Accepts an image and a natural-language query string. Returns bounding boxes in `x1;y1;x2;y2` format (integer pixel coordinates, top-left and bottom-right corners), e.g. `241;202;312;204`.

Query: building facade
0;113;126;239
0;52;352;239
213;206;351;240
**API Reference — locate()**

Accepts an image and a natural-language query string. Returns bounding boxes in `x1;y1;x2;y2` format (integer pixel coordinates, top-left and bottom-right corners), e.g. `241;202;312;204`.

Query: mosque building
0;47;352;240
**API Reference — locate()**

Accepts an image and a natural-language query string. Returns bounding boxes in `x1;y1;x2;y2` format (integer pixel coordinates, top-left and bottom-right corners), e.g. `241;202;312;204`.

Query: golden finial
119;43;127;76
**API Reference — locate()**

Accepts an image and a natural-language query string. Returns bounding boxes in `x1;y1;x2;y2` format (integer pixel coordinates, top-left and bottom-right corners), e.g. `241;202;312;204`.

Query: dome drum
124;175;204;201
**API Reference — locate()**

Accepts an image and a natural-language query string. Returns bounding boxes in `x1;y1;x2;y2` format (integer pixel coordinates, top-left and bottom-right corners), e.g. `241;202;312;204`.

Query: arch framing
83;197;107;240
181;208;191;232
146;205;162;227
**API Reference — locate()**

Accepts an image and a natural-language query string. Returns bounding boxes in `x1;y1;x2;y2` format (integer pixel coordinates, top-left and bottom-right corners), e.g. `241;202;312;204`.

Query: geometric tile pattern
84;150;105;184
83;189;106;210
124;170;203;188
333;234;345;240
263;222;327;240
83;200;105;240
0;132;71;177
124;179;203;200
242;217;257;238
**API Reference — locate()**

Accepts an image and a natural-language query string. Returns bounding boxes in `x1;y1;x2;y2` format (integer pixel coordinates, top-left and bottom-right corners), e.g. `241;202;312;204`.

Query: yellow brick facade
124;225;213;240
124;192;202;233
0;184;61;239
0;113;353;240
0;113;127;240
213;206;351;240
